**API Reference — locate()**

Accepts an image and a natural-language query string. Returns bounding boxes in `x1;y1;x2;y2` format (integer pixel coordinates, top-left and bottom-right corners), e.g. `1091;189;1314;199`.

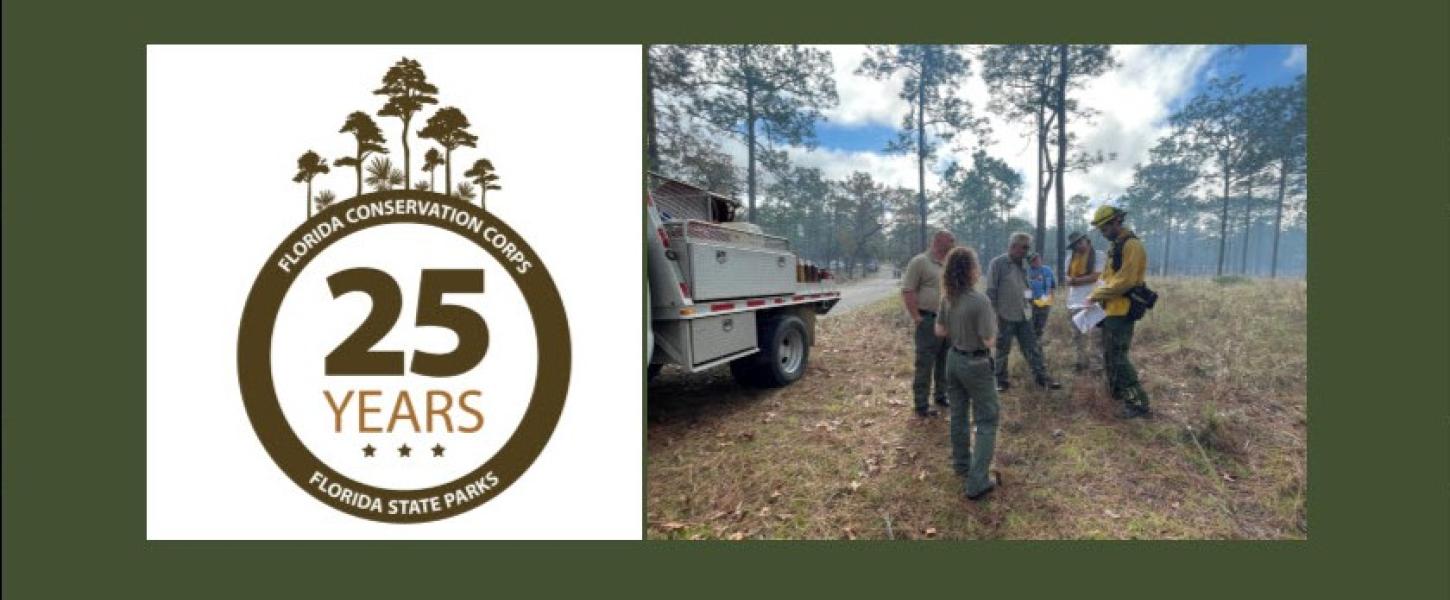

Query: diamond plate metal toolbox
688;312;757;365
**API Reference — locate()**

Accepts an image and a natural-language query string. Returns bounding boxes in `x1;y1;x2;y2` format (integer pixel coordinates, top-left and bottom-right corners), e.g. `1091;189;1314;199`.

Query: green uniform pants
1070;308;1099;370
1031;305;1051;341
946;350;1000;497
912;312;949;410
994;316;1049;385
1102;316;1149;410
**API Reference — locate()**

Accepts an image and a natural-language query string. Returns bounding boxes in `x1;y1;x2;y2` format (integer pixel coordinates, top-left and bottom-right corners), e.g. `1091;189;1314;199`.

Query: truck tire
730;314;810;388
647;363;662;382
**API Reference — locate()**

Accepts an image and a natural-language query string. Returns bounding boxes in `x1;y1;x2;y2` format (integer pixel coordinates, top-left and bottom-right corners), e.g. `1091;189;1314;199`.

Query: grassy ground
646;277;1307;540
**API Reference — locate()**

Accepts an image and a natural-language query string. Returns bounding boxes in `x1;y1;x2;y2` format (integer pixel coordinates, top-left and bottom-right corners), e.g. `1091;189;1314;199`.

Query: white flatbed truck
646;173;839;387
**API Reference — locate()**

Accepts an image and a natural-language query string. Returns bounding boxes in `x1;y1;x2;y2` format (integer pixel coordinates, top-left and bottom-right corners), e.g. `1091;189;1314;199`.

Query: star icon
398;443;412;458
432;444;446;457
362;444;376;457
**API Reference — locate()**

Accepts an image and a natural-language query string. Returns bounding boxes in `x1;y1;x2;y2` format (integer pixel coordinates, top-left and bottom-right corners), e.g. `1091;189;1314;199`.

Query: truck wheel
730;315;810;388
647;363;662;383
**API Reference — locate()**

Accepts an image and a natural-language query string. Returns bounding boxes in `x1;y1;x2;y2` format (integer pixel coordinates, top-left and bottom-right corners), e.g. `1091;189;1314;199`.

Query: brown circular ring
237;190;570;523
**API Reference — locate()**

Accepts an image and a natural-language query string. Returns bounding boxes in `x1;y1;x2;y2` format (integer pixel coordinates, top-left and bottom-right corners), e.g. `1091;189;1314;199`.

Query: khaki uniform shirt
901;252;945;313
986;253;1031;322
937;289;997;352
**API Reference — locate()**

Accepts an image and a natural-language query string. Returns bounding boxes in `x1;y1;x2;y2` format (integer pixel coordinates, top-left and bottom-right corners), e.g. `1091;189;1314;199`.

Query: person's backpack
1126;284;1158;321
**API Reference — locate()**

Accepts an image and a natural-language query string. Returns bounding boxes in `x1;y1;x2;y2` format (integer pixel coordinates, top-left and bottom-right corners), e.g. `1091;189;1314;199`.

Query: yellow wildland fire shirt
1091;230;1147;317
1068;252;1090;278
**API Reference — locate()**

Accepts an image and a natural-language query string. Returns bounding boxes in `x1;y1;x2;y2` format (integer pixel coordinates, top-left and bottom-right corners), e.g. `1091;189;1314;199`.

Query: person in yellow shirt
1064;231;1103;372
1089;206;1151;419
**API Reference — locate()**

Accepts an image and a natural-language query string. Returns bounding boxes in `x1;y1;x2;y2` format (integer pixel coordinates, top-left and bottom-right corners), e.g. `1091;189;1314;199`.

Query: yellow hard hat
1092;205;1125;227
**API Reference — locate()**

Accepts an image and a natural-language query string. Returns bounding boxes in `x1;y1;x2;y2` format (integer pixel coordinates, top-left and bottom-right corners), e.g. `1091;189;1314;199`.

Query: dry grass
646;277;1307;540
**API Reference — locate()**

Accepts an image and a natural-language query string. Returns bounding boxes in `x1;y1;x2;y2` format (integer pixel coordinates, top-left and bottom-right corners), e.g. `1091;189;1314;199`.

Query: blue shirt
1027;265;1055;301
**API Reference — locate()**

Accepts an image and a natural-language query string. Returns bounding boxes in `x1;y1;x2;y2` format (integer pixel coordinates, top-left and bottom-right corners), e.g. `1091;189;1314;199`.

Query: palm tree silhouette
374;58;438;190
412;181;431;191
422;148;444;192
334;111;388;198
462;158;502;210
293;151;330;218
455;181;477;202
417;107;477;197
314;189;338;213
366;156;402;191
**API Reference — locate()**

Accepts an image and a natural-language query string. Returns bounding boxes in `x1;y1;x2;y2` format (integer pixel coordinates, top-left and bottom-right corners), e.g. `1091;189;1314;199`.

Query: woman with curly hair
934;246;1003;500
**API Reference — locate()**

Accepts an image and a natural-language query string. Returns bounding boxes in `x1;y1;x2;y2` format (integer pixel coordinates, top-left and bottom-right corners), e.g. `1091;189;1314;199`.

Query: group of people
899;205;1152;500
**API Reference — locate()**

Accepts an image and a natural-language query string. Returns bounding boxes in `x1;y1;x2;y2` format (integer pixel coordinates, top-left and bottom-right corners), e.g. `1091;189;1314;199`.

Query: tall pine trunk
1053;44;1069;285
306;179;312;218
444;147;452;196
1271;161;1288;278
402;114;412;190
1240;183;1253;275
354;145;364;198
916;67;927;252
1035;111;1048;256
1163;212;1174;276
645;45;659;170
1217;170;1230;276
746;90;757;223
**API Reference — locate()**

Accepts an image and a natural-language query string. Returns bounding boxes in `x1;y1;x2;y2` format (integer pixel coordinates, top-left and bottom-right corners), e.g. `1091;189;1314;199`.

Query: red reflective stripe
792;295;806;301
657;228;670;248
774;298;785;304
710;302;735;311
746;299;766;307
679;283;690;298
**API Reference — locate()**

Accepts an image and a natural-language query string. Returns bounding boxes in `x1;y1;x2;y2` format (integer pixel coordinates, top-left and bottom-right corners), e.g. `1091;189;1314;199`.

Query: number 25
325;268;488;377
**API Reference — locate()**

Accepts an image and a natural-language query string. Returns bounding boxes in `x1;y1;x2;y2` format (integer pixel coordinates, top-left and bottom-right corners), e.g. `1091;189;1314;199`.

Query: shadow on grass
647;365;778;425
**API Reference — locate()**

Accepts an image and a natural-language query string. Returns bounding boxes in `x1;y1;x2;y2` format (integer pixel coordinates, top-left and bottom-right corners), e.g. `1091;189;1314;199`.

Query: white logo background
146;45;641;539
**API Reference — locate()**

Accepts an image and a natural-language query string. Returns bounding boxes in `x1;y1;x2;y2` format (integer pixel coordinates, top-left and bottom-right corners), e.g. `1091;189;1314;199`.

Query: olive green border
4;0;1448;597
237;190;570;523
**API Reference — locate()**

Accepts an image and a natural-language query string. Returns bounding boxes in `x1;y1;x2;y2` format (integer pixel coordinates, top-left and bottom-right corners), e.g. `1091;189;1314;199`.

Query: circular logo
237;190;570;523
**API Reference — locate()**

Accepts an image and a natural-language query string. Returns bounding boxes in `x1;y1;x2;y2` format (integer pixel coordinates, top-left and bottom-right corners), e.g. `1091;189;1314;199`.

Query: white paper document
1072;303;1106;333
1066;285;1096;310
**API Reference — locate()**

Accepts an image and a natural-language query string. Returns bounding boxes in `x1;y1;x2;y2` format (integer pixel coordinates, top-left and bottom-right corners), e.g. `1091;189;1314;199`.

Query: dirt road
824;273;900;317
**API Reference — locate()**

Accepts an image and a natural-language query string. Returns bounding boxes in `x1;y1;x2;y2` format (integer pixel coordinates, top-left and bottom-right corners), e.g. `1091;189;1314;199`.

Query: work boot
1115;405;1150;420
934;397;950;408
966;471;1002;501
1037;378;1062;390
915;407;939;418
995;380;1010;393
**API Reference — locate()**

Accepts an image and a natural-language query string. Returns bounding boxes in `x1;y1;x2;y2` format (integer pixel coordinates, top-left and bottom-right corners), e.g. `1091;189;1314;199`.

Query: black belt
952;347;989;358
919;310;936;316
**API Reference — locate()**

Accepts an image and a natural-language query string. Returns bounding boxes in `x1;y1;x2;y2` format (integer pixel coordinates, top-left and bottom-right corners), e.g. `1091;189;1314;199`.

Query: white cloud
663;45;1220;228
1283;45;1306;69
784;144;922;190
816;45;908;127
1067;45;1218;207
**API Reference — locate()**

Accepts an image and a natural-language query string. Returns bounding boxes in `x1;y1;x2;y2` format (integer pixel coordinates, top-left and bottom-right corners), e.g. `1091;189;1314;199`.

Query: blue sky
682;45;1308;220
814;45;1305;157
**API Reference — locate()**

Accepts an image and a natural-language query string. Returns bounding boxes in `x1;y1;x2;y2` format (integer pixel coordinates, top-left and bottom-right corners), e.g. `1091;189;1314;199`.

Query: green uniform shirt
902;251;945;313
937;289;997;352
986;253;1031;322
